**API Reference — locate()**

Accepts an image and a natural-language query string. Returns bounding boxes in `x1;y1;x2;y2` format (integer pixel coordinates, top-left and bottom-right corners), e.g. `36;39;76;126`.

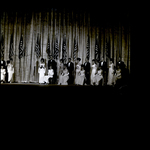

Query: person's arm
52;70;54;76
64;70;69;76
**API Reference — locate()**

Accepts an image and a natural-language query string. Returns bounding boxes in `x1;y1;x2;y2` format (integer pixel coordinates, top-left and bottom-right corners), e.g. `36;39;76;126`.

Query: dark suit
48;59;57;83
117;61;126;83
99;61;107;85
117;61;125;70
67;62;74;84
84;62;90;85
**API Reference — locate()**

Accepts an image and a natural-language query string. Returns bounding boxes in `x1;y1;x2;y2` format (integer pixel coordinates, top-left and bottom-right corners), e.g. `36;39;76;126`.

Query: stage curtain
0;9;131;82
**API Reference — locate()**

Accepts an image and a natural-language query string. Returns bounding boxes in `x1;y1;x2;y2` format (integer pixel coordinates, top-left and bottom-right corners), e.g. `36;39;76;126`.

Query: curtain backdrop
0;9;131;82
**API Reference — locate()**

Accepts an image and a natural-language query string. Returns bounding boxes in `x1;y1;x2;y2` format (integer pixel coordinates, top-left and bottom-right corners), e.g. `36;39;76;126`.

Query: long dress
91;64;97;85
75;63;81;85
107;63;114;85
1;68;6;81
38;63;46;83
58;63;64;82
78;70;85;85
58;68;69;85
7;64;14;82
95;69;103;85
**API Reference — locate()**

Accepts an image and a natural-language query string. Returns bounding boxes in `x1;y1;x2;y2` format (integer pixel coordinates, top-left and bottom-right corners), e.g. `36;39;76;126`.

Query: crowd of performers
1;55;129;86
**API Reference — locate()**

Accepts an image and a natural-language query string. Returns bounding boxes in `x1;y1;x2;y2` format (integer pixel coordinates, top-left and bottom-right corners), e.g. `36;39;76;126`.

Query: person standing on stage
7;58;14;83
48;55;57;84
0;65;6;83
95;66;103;86
67;58;74;85
116;57;125;82
58;59;64;84
99;57;107;85
116;57;125;71
107;58;114;86
1;57;6;82
38;58;46;84
91;59;97;85
75;58;81;85
84;57;90;85
78;64;85;85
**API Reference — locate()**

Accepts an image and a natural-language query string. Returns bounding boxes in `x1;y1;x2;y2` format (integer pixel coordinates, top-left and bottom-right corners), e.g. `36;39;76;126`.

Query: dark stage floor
0;82;131;99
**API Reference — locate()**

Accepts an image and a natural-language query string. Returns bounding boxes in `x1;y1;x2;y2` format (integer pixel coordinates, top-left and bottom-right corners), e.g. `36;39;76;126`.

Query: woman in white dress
78;65;85;85
58;59;64;83
91;59;97;85
107;58;114;85
38;58;46;84
1;66;6;83
7;59;14;83
58;64;69;85
95;66;103;85
75;58;81;85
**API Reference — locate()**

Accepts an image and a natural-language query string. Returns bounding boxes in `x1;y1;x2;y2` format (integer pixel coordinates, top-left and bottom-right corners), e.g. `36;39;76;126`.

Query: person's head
60;59;64;63
92;59;95;65
98;66;102;70
81;64;84;70
41;58;44;63
117;65;120;69
96;59;99;63
77;58;81;63
101;57;104;61
49;65;52;69
85;57;89;62
1;57;4;61
63;64;67;69
119;57;121;61
7;60;10;65
110;58;113;64
68;58;71;62
10;58;13;61
1;65;4;69
49;55;53;60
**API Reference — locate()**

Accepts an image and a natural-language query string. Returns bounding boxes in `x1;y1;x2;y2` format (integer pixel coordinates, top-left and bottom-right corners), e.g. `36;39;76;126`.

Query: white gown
38;63;46;83
7;64;14;82
107;63;114;85
91;64;97;85
75;63;81;85
1;69;6;81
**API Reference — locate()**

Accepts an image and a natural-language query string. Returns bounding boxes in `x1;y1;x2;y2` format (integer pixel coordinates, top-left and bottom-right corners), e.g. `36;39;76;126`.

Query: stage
0;82;131;99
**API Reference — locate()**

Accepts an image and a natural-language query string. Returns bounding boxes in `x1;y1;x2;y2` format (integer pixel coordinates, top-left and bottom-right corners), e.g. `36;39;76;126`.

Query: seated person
114;65;122;85
48;65;54;84
78;64;85;85
95;66;103;85
58;64;69;85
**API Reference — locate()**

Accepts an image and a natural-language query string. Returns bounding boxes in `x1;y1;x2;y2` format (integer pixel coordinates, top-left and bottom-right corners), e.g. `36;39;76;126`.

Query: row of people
1;55;127;86
38;56;125;86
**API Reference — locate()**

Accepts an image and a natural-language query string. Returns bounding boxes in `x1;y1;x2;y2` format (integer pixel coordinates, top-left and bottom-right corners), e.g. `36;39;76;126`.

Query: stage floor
0;82;131;98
